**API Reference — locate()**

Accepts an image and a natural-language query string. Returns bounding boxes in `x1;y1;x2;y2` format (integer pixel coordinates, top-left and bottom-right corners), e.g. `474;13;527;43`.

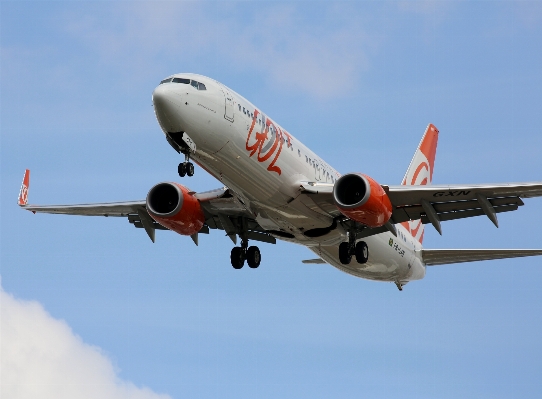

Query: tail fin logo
403;154;430;186
18;169;30;206
400;124;439;244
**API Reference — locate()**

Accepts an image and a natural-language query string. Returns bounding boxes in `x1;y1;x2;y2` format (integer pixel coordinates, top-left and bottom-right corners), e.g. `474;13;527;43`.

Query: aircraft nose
152;84;184;132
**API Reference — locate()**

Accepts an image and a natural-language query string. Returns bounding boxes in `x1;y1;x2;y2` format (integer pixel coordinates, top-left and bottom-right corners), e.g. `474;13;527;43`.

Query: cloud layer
64;2;370;98
1;284;171;399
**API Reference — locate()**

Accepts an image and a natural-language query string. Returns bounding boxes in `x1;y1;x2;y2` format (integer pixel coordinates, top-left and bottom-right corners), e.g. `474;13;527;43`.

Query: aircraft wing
420;249;542;266
18;170;273;245
301;181;542;233
21;201;147;216
20;190;275;245
385;182;542;233
20;199;169;243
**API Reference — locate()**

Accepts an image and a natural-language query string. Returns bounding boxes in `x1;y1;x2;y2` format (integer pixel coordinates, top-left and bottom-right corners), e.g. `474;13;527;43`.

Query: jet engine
333;173;392;228
146;182;205;236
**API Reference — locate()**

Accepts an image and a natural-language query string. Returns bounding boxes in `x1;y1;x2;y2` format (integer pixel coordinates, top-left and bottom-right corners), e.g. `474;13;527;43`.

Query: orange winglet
18;169;30;207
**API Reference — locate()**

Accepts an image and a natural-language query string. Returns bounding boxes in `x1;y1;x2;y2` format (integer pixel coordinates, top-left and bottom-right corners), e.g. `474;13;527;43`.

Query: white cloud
63;2;370;99
64;2;211;66
219;4;369;98
0;284;171;399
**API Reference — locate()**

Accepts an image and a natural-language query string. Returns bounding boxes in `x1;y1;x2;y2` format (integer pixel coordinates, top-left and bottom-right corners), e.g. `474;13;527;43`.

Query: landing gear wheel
355;241;369;264
339;242;351;265
186;162;195;177
178;162;186;177
247;246;261;268
231;247;244;269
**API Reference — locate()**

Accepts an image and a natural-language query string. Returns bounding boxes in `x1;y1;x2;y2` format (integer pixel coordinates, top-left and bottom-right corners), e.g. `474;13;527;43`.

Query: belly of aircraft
309;233;425;283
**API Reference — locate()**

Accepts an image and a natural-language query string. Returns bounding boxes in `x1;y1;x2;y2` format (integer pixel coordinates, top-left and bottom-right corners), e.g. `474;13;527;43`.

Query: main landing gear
231;238;261;269
178;152;194;177
339;231;369;265
178;162;194;177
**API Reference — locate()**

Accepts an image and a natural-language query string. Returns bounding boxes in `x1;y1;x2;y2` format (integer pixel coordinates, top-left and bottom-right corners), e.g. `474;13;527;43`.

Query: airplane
18;73;542;290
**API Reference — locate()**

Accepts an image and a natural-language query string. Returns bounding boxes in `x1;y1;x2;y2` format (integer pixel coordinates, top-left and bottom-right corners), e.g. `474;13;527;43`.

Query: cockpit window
172;77;190;84
162;77;207;90
183;79;207;90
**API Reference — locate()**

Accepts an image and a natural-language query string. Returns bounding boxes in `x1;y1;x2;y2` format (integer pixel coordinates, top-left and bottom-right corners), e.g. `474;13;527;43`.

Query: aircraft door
314;161;321;181
220;86;235;122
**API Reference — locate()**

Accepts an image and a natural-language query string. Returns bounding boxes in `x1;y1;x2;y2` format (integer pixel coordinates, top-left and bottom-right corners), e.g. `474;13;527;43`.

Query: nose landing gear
165;132;196;178
339;230;369;265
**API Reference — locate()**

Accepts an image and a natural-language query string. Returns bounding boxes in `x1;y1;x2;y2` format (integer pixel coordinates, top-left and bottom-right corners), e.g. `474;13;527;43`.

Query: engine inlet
147;183;183;216
333;174;371;208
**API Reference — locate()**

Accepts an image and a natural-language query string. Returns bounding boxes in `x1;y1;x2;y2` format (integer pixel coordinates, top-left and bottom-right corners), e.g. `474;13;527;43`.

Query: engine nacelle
333;173;392;228
146;182;205;236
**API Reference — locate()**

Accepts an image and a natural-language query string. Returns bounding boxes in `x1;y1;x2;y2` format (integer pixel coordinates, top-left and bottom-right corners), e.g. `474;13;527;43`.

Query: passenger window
198;82;206;90
172;78;190;84
243;107;246;114
238;104;241;111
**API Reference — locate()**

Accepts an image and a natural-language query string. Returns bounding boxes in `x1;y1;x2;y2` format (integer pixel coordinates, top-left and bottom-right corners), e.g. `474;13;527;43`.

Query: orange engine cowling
333;173;392;228
146;182;205;236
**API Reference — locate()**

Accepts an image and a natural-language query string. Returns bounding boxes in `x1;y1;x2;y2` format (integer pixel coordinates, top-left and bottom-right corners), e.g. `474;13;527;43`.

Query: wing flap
421;249;542;266
392;201;520;224
421;203;518;224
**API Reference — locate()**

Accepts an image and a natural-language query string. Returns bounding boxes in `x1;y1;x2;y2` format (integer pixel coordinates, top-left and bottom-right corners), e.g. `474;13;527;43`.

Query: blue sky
1;1;542;398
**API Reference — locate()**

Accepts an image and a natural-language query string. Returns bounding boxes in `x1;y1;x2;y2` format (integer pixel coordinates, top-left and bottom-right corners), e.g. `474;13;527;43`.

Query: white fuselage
152;74;425;284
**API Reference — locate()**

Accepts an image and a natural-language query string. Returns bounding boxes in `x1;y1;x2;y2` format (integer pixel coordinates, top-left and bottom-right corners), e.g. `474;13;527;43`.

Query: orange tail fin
18;169;30;206
400;124;439;244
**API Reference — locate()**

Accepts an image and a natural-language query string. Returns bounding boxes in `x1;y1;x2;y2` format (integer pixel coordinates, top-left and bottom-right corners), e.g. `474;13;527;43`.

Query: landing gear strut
339;230;369;265
230;237;261;269
178;152;194;177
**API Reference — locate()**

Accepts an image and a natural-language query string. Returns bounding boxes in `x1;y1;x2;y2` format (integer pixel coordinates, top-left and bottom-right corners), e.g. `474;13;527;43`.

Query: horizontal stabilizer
421;249;542;266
